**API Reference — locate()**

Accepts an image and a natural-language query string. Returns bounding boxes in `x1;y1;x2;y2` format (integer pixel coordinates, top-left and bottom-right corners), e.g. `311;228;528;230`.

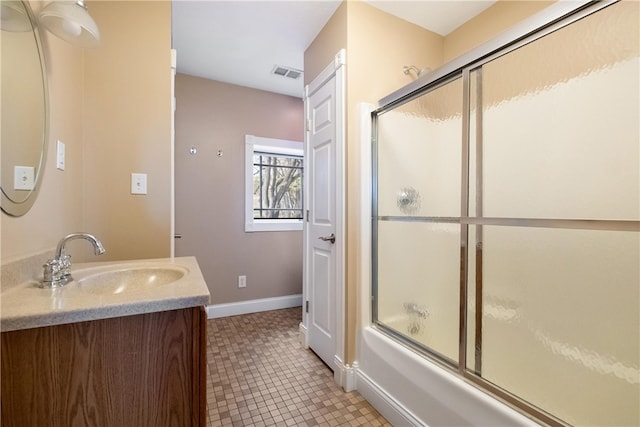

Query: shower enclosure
371;1;639;425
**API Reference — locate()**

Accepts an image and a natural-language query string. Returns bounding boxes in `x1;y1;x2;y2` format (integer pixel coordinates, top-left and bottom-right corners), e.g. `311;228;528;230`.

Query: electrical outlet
238;275;246;288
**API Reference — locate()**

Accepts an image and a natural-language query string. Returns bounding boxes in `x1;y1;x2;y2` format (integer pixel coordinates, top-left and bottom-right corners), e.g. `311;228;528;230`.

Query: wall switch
238;275;246;288
56;140;65;170
131;173;147;195
14;166;34;191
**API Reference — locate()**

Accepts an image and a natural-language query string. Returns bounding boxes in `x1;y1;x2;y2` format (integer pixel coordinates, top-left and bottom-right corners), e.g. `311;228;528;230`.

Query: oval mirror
1;0;49;216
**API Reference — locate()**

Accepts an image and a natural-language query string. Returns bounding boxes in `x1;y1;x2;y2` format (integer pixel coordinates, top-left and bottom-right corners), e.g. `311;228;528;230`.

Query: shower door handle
318;233;336;244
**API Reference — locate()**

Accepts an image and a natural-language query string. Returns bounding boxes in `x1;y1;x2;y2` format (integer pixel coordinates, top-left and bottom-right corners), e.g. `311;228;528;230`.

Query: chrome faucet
41;233;105;288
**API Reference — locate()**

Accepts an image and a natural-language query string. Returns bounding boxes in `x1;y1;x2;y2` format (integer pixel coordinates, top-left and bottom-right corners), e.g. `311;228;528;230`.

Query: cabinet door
1;307;207;427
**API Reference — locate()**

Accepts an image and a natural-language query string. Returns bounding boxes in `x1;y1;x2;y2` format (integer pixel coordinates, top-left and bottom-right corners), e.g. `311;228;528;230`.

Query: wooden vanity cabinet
1;307;207;427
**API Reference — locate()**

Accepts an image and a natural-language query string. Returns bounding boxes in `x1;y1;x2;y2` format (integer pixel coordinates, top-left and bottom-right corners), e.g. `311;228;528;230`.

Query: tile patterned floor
205;308;391;427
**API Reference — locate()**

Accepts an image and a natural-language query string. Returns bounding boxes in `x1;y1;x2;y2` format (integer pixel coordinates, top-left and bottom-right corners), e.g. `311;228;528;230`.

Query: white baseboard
333;358;358;392
344;361;358;392
333;355;346;388
206;294;302;319
356;369;424;427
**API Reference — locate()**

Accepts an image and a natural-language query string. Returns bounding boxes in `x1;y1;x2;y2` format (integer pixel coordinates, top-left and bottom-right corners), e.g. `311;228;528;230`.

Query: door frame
301;49;346;387
170;49;177;257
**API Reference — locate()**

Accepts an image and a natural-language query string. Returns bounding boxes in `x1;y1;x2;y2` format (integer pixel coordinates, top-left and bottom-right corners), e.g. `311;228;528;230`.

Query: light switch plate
14;166;34;191
131;173;147;195
56;140;65;171
56;140;65;170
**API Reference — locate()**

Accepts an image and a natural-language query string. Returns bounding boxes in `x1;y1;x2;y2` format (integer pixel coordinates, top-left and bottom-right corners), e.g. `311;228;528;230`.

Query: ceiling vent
272;65;303;80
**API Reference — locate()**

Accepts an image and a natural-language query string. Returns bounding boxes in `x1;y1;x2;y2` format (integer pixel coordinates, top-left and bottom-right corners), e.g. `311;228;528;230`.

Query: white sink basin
75;266;187;295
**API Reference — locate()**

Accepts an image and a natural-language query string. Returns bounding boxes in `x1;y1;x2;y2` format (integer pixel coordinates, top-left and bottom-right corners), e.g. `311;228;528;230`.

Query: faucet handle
41;256;72;288
42;259;61;283
58;254;71;276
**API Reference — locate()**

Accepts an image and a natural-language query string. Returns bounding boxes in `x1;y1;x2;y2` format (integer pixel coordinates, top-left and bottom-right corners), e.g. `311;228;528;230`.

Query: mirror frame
1;0;49;217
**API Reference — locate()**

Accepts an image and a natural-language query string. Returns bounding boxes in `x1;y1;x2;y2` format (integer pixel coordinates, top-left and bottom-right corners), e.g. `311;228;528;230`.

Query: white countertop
0;256;210;332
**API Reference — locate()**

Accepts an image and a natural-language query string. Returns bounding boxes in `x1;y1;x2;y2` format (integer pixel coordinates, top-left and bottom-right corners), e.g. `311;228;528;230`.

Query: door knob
318;233;336;244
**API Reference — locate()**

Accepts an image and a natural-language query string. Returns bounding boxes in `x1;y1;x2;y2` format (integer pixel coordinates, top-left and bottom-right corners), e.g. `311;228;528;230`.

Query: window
245;135;303;232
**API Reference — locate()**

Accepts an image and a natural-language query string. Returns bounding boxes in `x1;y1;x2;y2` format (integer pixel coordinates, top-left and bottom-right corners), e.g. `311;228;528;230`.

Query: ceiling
171;1;497;98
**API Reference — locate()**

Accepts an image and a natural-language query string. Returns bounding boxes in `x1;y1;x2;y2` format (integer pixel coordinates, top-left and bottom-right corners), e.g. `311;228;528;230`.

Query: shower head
403;65;432;78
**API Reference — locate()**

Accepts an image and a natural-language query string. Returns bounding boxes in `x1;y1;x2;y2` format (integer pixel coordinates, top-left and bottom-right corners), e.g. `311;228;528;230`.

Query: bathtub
356;326;539;427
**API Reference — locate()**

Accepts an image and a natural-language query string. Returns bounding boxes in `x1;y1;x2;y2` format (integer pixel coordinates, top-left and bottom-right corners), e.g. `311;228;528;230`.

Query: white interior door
305;63;339;369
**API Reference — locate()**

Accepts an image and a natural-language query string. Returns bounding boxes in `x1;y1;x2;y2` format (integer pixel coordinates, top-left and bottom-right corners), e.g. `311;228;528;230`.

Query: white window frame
245;135;304;232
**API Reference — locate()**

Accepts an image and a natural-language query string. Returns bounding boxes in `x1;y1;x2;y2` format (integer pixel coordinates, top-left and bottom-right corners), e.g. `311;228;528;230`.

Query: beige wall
2;1;172;266
83;1;172;261
1;1;84;262
444;0;555;62
174;74;304;304
304;2;347;87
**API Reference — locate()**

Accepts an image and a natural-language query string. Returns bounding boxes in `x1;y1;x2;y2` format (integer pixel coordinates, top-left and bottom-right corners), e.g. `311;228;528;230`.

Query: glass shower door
467;2;639;425
374;78;463;364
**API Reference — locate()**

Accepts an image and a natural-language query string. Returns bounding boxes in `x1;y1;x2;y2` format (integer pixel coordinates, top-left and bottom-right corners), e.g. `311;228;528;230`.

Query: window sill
245;220;303;232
